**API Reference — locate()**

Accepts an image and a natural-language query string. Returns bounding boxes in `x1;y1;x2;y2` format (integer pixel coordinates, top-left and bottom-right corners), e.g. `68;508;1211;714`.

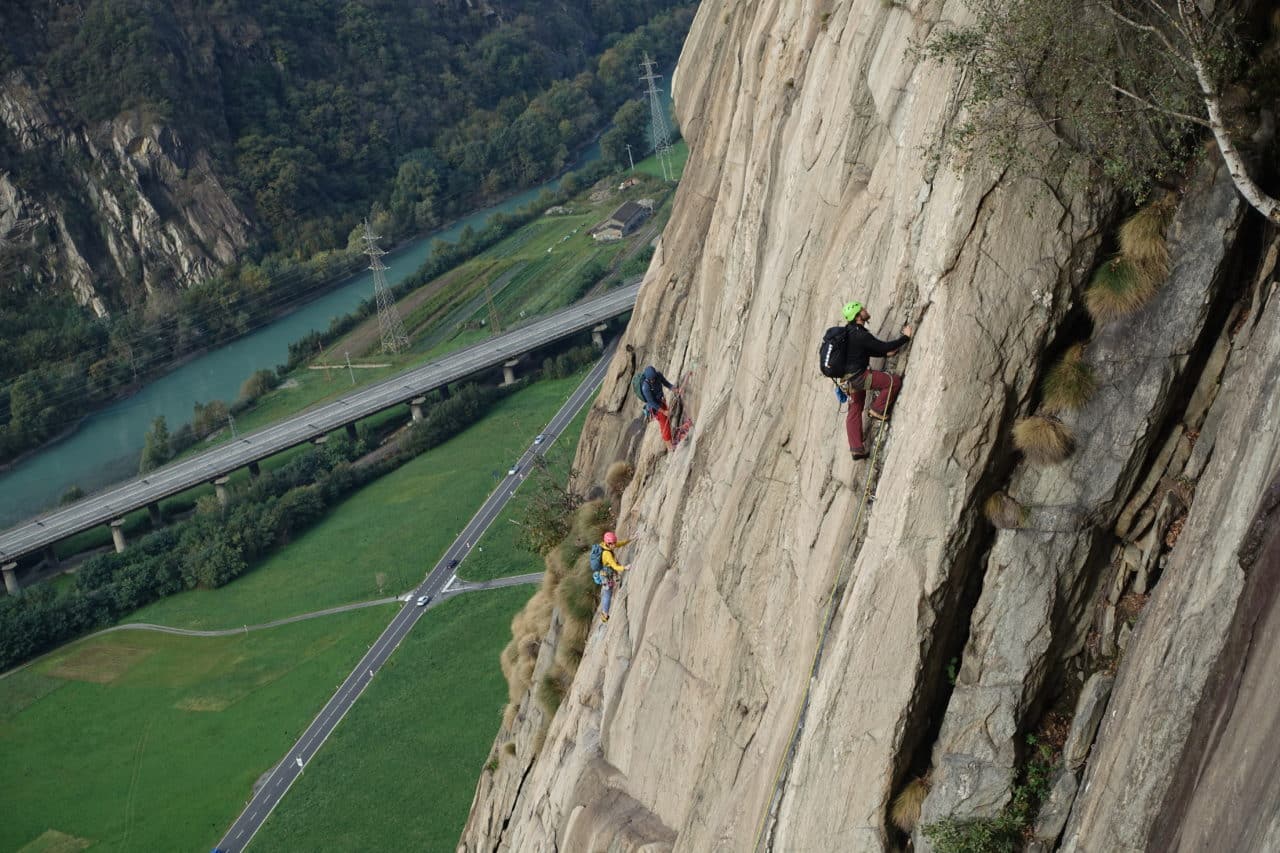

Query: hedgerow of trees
0;381;508;672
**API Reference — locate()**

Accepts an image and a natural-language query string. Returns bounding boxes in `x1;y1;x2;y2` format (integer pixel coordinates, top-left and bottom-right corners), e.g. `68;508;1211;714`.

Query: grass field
457;401;591;583
126;371;591;630
250;585;533;852
3;369;594;853
635;139;689;179
0;607;390;853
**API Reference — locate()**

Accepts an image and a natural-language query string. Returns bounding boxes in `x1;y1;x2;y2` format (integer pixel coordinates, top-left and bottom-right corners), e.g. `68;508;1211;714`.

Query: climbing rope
751;416;891;853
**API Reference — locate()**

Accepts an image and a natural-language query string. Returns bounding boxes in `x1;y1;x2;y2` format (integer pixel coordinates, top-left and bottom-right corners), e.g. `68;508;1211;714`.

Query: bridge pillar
248;460;261;479
410;397;427;422
2;562;18;595
312;434;328;448
42;545;60;569
438;384;451;401
502;358;520;386
345;422;359;441
592;323;608;349
110;519;127;553
147;501;163;527
213;476;231;507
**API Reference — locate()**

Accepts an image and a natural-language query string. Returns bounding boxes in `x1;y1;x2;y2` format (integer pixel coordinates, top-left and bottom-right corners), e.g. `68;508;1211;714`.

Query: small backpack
631;373;648;405
818;325;850;378
590;543;611;585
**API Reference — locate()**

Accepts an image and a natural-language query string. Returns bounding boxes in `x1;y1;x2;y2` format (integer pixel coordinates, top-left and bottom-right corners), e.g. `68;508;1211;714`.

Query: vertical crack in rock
917;157;1247;846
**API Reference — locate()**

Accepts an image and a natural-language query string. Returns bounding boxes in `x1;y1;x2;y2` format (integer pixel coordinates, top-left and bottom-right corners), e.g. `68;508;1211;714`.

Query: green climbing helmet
842;301;864;323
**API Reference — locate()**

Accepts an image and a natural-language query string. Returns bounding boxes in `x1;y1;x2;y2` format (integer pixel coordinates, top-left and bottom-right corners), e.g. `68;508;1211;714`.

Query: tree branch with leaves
921;0;1278;220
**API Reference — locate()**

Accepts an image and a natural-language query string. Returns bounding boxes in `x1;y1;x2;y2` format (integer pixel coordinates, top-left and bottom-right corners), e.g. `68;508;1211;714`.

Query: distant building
590;200;651;242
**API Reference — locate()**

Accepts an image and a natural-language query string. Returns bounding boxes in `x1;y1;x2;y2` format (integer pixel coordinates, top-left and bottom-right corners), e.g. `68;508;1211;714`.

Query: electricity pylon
361;220;410;354
640;53;674;182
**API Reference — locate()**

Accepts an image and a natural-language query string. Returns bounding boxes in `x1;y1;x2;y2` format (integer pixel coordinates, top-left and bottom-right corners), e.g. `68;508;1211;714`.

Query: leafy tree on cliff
923;0;1279;221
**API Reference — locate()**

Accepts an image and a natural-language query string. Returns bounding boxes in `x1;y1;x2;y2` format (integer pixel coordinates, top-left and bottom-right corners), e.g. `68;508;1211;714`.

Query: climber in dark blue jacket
638;365;674;417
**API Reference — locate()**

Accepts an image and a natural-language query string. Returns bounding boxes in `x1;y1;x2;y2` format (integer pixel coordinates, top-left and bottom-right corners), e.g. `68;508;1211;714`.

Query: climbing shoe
850;448;870;461
601;612;609;623
867;409;889;422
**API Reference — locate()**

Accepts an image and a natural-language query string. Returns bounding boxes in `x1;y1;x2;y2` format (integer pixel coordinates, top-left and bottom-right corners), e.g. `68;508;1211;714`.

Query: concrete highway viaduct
0;282;639;592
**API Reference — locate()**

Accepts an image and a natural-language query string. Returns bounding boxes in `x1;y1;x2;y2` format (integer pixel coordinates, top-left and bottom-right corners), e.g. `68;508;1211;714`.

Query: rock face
0;70;253;314
461;0;1106;849
460;1;1280;851
915;157;1245;845
1059;248;1280;850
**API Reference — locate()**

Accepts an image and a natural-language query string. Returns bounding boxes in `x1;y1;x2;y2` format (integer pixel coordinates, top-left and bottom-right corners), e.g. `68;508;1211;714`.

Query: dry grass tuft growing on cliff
544;546;570;587
555;617;591;671
1084;257;1157;325
537;666;570;716
1119;193;1176;286
605;460;634;495
573;498;611;542
557;552;600;625
1013;415;1075;465
1041;344;1097;413
890;777;931;834
503;588;553;703
496;492;616;736
984;492;1027;529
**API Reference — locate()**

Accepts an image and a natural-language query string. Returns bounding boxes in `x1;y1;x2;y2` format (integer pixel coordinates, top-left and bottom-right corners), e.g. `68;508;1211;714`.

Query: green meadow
0;608;389;853
250;586;533;852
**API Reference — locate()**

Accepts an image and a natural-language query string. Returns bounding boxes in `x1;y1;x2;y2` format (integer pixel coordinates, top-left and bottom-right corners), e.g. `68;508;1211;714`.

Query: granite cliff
461;1;1280;850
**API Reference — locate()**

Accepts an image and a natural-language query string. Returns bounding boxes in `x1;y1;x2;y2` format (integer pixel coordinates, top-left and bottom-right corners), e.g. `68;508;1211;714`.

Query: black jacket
845;324;908;377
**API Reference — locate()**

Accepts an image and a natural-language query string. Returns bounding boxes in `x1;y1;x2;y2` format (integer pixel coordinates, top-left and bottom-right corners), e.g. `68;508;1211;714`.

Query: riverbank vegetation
169;162;672;463
0;1;695;465
0;381;510;671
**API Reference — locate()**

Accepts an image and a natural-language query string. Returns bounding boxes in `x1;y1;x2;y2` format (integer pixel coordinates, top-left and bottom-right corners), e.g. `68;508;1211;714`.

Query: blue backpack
589;543;608;585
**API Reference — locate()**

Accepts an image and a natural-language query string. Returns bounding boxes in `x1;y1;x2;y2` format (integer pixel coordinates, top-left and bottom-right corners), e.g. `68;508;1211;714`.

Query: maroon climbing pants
845;369;902;452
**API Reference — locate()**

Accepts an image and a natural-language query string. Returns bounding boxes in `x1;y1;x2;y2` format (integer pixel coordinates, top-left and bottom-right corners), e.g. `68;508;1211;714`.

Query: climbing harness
751;414;893;853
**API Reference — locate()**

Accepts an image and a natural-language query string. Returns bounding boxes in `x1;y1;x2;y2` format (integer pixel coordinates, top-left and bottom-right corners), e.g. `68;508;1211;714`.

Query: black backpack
818;325;849;378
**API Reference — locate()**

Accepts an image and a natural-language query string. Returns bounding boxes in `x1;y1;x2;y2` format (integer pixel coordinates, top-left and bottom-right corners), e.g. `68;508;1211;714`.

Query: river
1;65;680;529
0;143;608;528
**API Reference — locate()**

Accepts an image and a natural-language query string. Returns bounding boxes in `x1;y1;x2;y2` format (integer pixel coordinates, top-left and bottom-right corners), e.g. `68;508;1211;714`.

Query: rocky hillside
460;0;1279;850
0;69;253;316
0;0;692;315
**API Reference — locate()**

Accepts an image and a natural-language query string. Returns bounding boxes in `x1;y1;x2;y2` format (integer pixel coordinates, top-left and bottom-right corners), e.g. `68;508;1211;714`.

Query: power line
640;53;674;182
3;127;594;413
361;221;410;355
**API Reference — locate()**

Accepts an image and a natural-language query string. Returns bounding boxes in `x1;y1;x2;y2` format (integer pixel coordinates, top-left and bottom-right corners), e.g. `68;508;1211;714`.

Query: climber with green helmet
839;300;912;460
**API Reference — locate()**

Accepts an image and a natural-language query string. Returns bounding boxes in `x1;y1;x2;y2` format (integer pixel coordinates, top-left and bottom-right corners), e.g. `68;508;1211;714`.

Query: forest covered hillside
0;0;693;464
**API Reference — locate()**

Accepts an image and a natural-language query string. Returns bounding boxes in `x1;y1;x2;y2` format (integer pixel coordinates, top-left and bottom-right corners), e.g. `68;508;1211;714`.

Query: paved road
89;572;546;639
0;284;638;563
214;348;612;853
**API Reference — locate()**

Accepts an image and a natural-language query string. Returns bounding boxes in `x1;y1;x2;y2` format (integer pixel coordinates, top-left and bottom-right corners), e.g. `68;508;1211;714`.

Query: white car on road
416;595;431;607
